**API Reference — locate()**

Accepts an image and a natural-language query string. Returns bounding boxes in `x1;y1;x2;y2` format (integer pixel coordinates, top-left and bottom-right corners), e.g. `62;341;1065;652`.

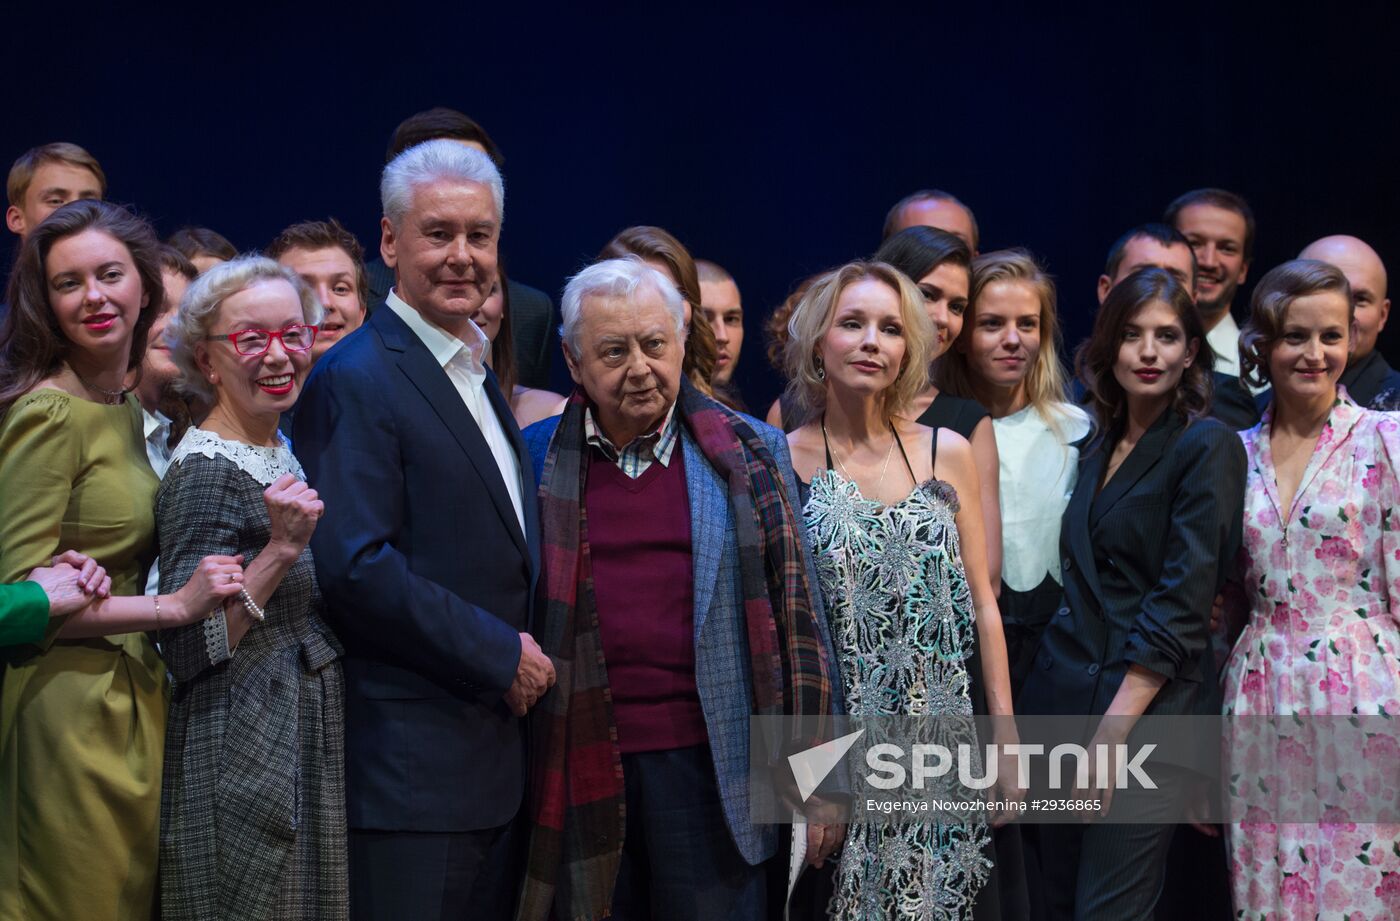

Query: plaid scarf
517;379;833;921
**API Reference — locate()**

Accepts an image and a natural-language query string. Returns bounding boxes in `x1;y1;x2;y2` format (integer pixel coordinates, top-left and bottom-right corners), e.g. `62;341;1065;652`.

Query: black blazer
1340;348;1400;409
1071;371;1258;431
1208;371;1262;431
364;256;557;390
294;306;541;832
1019;410;1245;766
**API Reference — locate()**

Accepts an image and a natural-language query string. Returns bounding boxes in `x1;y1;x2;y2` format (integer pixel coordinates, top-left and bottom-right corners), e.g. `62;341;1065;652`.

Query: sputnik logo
787;729;865;802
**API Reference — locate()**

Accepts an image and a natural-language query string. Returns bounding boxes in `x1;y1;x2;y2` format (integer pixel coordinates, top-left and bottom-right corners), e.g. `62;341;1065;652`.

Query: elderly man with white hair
516;256;841;921
294;139;553;920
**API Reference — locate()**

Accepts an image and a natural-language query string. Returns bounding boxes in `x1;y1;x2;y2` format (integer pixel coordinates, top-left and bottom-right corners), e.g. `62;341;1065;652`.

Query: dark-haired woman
1019;267;1245;919
0;201;244;920
875;226;1003;591
168;224;238;274
1222;260;1400;918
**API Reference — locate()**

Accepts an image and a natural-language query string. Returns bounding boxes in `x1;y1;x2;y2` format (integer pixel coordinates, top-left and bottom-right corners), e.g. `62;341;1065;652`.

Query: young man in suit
294;140;554;921
1164;187;1255;381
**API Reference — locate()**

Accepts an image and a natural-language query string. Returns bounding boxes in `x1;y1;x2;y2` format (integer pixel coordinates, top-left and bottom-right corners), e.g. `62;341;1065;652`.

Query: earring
814;357;826;382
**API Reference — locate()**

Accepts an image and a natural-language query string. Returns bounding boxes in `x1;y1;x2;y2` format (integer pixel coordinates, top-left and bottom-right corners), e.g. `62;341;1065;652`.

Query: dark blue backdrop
7;3;1398;408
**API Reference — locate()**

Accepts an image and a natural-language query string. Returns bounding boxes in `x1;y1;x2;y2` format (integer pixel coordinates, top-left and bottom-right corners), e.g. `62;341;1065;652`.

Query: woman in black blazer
1018;268;1246;920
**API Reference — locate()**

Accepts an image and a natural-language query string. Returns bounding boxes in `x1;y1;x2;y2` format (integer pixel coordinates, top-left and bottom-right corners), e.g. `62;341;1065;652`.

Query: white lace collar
169;426;305;486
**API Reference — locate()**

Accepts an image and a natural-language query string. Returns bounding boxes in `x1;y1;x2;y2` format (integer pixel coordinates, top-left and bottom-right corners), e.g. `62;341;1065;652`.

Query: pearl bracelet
238;588;266;622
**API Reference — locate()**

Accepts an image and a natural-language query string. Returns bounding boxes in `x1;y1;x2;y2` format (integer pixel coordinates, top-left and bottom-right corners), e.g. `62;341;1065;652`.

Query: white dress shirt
143;407;173;597
384;289;526;534
1206;312;1242;379
143;407;173;479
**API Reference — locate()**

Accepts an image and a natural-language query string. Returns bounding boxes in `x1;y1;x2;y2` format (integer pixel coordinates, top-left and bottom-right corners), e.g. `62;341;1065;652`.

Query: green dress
0;583;47;648
0;390;165;921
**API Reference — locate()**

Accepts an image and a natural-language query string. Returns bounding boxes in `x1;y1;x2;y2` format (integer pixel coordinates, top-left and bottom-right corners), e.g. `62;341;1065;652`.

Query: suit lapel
485;370;538;578
683;429;727;639
375;309;530;561
1090;410;1183;526
1066;438;1111;614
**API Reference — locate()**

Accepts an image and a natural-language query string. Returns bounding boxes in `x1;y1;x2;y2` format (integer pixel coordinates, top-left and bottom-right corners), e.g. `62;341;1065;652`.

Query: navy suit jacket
1019;410;1245;769
294;306;540;832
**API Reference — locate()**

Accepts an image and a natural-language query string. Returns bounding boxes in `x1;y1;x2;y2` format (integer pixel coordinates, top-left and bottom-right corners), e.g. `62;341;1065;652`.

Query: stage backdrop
6;4;1397;409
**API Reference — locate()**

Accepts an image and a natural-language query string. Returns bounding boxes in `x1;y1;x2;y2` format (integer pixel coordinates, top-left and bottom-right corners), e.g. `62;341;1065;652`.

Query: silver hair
559;256;686;356
167;254;324;403
380;139;505;228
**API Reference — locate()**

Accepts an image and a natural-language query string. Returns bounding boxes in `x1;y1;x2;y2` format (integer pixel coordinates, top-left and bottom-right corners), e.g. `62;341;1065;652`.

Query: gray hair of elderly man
166;254;324;403
379;138;505;228
559;255;688;357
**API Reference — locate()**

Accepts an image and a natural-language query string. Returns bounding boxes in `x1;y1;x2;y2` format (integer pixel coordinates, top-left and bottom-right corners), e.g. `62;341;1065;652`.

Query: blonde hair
938;248;1071;433
783;261;934;422
6;142;106;207
167;255;324;403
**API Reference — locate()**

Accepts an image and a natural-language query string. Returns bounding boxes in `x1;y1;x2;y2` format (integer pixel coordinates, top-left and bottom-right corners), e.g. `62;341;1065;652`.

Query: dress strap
892;424;917;481
819;415;835;470
928;427;940;478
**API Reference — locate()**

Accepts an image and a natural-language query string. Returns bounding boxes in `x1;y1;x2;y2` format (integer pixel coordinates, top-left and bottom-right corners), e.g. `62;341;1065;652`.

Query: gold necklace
823;417;897;499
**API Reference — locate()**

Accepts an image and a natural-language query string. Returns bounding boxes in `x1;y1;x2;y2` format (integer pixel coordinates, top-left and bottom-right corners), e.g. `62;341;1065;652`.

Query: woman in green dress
0;200;246;921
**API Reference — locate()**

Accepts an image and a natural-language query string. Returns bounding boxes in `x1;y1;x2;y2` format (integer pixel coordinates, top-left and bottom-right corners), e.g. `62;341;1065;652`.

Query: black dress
915;392;988;440
920;391;1035;921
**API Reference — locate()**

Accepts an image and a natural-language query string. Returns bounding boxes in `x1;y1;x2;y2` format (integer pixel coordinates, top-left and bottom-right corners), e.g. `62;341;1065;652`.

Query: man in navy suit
361;107;557;390
295;140;554;920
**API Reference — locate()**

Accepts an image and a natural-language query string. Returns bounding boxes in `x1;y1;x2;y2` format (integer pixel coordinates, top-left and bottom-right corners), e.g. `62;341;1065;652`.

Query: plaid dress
156;428;347;921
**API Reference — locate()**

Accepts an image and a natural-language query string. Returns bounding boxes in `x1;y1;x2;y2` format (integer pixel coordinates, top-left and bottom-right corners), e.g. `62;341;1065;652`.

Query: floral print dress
1223;393;1400;919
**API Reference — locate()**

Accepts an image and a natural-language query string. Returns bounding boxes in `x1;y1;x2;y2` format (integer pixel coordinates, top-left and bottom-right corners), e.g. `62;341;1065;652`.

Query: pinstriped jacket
524;409;838;865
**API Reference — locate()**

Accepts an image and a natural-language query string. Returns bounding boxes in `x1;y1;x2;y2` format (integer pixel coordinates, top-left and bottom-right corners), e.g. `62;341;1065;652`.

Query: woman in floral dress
1223;258;1400;918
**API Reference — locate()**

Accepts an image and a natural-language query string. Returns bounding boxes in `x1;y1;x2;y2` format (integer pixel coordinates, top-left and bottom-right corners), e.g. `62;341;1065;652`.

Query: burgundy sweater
585;447;709;753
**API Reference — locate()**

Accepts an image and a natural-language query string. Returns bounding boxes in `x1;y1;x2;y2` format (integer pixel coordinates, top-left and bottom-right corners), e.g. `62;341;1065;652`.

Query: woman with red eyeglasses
159;255;349;919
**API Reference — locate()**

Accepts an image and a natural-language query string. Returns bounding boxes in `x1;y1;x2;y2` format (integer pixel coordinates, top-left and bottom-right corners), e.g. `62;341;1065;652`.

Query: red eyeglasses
206;324;318;357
